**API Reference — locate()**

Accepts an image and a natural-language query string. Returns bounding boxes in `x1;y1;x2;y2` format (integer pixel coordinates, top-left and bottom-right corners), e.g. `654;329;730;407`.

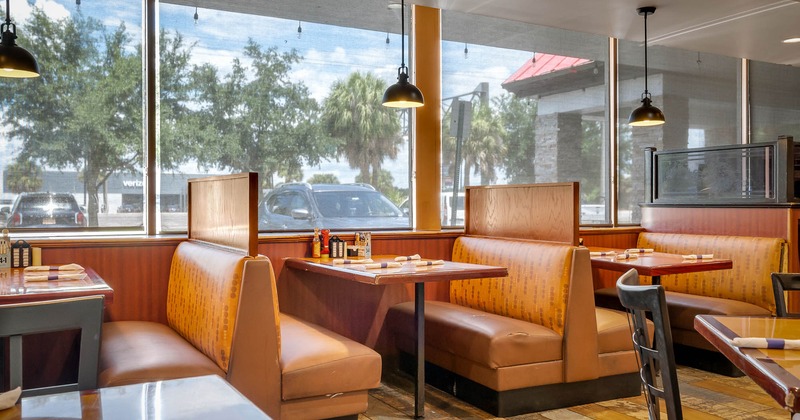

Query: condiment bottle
312;228;321;258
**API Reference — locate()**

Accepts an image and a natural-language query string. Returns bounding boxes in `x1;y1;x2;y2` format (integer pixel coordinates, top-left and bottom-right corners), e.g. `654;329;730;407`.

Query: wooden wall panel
466;183;579;245
36;239;179;323
188;173;258;255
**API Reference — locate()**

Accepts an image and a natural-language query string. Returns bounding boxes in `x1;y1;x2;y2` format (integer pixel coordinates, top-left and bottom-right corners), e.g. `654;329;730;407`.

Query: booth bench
386;235;643;416
98;240;381;419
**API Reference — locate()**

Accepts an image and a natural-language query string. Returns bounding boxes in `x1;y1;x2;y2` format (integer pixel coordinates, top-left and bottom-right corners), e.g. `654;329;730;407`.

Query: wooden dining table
0;374;271;419
282;255;508;418
695;315;800;417
588;247;732;285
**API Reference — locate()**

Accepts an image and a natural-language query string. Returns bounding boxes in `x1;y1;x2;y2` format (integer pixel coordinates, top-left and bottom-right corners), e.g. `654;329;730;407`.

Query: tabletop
283;255;508;286
0;374;271;420
0;267;113;305
588;247;732;278
694;315;800;413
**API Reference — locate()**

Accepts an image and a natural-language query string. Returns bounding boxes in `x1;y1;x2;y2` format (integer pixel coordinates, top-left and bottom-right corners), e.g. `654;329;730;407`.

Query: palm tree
463;102;506;185
322;72;402;189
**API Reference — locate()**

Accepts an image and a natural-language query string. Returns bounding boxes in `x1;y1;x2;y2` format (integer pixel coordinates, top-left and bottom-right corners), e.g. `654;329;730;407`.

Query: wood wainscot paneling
270;231;458;355
580;227;644;289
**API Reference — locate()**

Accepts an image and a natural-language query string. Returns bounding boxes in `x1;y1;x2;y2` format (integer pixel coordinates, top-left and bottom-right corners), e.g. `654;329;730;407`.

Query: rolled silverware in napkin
682;254;713;260
395;254;421;261
364;262;402;269
0;387;21;410
589;251;616;257
24;273;86;282
413;260;445;266
332;258;374;264
615;252;638;260
625;248;654;254
24;263;85;273
732;337;800;349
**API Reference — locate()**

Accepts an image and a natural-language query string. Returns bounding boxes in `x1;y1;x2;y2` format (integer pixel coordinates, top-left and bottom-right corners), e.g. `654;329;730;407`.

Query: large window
3;1;800;234
617;41;740;224
750;60;800;144
441;11;611;225
0;0;144;232
157;2;412;232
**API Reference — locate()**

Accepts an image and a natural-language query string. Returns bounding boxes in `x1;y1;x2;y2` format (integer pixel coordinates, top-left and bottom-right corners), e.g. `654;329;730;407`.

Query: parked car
117;202;142;213
259;183;409;231
5;192;87;228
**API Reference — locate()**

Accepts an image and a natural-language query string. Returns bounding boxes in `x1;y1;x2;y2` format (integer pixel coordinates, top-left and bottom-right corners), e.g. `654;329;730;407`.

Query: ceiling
168;0;800;66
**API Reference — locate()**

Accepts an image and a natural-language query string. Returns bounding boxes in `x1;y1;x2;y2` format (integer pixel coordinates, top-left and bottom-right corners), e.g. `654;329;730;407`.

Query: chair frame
617;268;683;420
0;295;104;398
772;273;800;317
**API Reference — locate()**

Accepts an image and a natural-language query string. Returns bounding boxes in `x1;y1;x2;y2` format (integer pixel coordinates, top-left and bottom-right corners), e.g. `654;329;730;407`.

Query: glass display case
644;137;797;205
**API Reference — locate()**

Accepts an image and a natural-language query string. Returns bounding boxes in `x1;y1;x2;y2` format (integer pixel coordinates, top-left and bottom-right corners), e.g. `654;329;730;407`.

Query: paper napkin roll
332;258;373;264
615;253;638;260
364;262;402;269
682;254;714;260
589;251;616;257
413;260;445;266
0;387;21;410
24;273;86;282
24;263;85;273
395;254;421;261
732;337;800;349
625;248;654;254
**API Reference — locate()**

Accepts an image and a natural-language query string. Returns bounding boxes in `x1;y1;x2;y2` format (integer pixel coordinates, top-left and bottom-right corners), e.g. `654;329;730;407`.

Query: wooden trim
413;5;442;231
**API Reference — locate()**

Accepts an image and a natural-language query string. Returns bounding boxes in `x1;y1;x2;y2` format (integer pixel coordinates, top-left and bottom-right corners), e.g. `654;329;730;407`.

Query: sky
7;0;532;189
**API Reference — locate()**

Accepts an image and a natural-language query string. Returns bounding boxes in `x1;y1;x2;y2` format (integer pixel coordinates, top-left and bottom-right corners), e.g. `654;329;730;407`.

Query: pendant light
382;0;423;108
0;0;40;78
628;6;664;126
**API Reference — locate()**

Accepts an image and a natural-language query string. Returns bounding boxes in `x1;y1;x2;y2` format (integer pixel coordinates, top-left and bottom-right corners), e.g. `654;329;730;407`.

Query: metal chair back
617;268;682;420
772;273;800;317
0;295;104;399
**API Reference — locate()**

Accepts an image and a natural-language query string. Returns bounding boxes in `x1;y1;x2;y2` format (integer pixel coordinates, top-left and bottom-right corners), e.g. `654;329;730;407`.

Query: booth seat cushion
665;291;771;332
596;307;637;354
386;300;563;368
279;314;381;401
99;321;225;387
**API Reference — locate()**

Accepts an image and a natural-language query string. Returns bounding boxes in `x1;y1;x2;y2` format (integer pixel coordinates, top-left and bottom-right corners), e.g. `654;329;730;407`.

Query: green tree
307;174;340;184
5;159;43;194
463;101;506;185
322;72;401;190
497;94;538;183
581;120;604;203
191;40;332;189
0;11;197;226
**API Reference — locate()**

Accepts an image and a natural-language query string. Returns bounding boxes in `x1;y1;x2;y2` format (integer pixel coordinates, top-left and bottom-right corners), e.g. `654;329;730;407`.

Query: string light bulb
193;7;198;25
297;21;302;39
464;43;468;59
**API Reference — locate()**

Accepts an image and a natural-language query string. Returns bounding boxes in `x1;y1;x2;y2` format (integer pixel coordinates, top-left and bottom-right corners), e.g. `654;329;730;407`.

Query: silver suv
259;183;408;231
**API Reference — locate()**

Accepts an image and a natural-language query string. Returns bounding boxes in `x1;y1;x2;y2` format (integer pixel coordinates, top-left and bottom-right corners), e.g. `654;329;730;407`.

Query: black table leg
414;281;425;418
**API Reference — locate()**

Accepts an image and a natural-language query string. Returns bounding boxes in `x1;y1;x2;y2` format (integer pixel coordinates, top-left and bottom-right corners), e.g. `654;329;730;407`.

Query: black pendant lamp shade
629;6;663;126
382;0;423;108
0;0;39;78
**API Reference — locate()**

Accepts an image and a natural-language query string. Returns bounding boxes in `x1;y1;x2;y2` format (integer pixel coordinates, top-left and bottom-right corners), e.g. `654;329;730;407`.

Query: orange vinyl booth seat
385;236;643;417
595;232;787;375
98;240;381;419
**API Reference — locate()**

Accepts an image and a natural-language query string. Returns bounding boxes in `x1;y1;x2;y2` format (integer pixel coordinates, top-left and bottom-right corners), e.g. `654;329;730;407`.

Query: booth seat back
450;236;573;335
449;235;599;382
166;241;253;373
637;232;786;314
